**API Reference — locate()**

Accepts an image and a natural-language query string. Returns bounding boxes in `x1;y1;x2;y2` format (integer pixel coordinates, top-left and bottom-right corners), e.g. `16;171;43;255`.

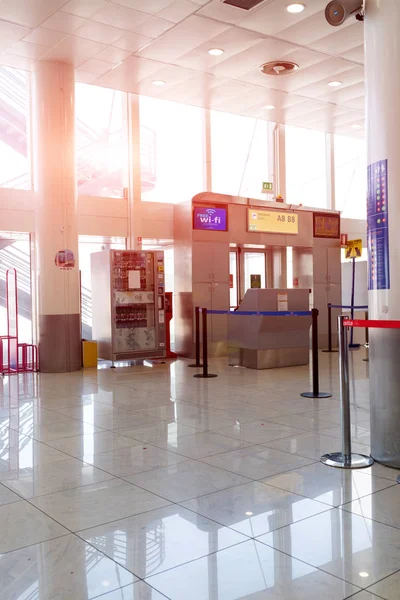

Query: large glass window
334;135;366;219
0;232;31;344
139;96;204;204
285;125;327;208
75;83;128;198
211;111;275;199
79;236;126;340
0;67;30;189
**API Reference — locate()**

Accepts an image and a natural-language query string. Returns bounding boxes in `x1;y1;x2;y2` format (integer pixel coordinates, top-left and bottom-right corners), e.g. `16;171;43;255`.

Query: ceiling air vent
260;61;299;76
222;0;266;10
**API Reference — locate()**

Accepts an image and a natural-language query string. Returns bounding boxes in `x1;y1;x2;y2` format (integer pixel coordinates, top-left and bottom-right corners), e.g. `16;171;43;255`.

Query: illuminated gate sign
248;209;298;234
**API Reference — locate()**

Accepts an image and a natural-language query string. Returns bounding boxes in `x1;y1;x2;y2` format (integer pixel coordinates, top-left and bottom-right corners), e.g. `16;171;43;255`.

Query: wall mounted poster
313;213;340;238
250;274;261;289
368;159;390;290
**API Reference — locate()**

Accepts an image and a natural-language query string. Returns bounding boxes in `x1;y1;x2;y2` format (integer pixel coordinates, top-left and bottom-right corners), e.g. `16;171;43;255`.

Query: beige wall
0;188;173;239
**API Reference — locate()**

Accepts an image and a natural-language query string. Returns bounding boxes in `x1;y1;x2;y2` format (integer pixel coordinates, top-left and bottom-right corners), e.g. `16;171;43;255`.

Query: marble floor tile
142;403;255;430
182;480;330;537
16;419;106;442
80;504;248;578
201;444;316;480
86;444;187;477
31;478;170;531
0;534;135;600
117;420;201;443
0;482;22;505
367;570;400;599
44;430;144;460
356;462;400;482
320;425;371;445
214;421;306;444
0;500;68;553
262;462;396;507
126;459;249;502
153;431;253;459
53;404;162;430
347;593;385;600
98;582;168;599
265;431;371;461
146;539;359;600
267;414;340;431
0;433;73;473
342;486;400;529
2;456;114;499
258;508;400;588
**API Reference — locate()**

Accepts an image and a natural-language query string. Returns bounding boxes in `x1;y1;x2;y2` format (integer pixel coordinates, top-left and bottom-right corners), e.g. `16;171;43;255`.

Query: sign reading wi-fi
193;206;228;231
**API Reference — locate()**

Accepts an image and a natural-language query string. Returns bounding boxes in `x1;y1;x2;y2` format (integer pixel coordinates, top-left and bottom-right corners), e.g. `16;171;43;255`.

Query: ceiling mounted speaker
325;1;363;26
260;61;299;76
222;0;266;9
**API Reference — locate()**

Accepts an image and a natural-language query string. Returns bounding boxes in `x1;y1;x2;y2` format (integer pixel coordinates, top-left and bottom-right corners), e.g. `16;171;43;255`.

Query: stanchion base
194;373;218;379
321;452;374;469
300;392;332;399
322;349;339;353
188;363;203;368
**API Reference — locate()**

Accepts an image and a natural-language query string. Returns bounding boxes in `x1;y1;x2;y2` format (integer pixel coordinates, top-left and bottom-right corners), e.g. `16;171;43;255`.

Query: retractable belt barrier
324;303;369;353
190;308;329;398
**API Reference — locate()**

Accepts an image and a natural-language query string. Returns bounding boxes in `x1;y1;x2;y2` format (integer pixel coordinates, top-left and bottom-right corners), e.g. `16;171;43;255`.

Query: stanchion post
321;315;373;469
301;309;332;399
323;303;338;353
194;308;217;379
363;310;369;362
188;306;203;368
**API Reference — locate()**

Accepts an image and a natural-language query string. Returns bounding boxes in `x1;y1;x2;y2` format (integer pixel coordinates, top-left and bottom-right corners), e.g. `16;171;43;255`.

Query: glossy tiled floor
0;351;399;600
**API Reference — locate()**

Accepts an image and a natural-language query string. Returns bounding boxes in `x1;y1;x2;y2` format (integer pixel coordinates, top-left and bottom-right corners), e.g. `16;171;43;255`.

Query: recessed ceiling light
359;572;369;578
286;3;306;13
245;511;253;516
264;105;276;110
152;80;166;86
208;48;224;56
328;80;342;87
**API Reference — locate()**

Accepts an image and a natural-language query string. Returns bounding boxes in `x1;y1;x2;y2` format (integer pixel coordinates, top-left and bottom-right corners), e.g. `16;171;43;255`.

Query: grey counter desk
228;289;311;369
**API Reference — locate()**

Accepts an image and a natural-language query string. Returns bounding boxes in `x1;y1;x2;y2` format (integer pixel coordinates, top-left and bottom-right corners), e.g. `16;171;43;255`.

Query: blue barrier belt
330;305;368;310
206;310;312;316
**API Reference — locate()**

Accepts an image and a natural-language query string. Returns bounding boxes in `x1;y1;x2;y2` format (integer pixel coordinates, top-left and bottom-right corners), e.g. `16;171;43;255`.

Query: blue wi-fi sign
193;206;227;231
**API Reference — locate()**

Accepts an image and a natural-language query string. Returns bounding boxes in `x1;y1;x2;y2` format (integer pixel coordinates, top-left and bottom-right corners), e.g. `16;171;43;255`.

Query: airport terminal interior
0;0;400;599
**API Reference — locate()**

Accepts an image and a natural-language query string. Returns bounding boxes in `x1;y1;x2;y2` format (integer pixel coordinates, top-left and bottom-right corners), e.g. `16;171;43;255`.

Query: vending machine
91;250;166;362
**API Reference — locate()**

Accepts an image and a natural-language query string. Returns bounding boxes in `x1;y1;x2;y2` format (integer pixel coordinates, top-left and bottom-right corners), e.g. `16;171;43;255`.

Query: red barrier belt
344;319;400;329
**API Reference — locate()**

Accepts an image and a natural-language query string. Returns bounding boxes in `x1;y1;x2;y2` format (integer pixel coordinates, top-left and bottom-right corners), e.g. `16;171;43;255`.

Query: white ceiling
0;0;365;136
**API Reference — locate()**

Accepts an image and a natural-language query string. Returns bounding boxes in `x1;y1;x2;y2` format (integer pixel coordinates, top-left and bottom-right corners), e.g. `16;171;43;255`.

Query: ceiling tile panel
41;11;87;34
8;41;48;60
75;20;126;44
277;9;354;45
311;22;363;56
197;0;259;25
0;21;30;53
92;2;149;31
62;0;108;19
0;0;67;29
138;16;228;62
239;0;325;36
23;27;67;47
133;16;174;38
113;32;152;52
95;45;133;63
41;35;107;66
157;0;201;23
111;0;175;14
174;26;264;71
78;57;114;74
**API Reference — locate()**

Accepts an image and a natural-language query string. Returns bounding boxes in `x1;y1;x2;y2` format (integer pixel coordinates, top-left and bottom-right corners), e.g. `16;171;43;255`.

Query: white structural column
365;0;400;467
32;61;80;372
127;93;142;250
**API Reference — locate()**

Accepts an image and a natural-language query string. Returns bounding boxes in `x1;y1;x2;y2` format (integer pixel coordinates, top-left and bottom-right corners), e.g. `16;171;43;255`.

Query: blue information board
367;159;390;290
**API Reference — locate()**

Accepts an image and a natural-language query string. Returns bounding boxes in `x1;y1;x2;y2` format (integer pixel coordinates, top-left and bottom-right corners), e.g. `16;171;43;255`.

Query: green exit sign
262;182;273;192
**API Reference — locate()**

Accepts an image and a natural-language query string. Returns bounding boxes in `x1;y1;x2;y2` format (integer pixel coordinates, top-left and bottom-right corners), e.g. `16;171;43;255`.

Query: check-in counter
228;289;311;369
